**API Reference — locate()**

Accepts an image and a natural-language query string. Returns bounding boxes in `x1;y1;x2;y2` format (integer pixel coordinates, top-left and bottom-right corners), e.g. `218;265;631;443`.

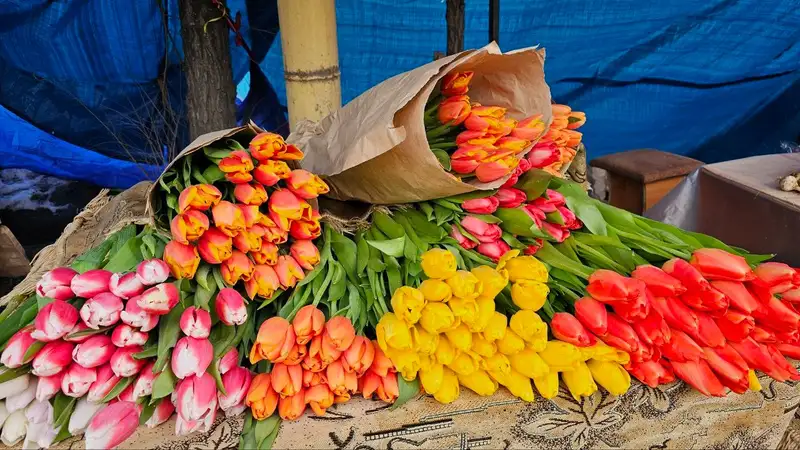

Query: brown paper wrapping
291;43;552;204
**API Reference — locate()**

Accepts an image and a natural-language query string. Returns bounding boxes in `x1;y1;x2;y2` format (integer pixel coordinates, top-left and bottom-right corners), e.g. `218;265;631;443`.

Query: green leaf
153;302;185;373
326;262;347;304
260;420;281;450
535;241;594;279
366;236;406;258
103;236;144;273
37;295;54;310
311;263;335;308
394;213;429;255
385;256;403;298
445;190;498;203
431;199;462;212
372;211;407;240
515;169;552;199
134;345;159;360
139;399;158;425
442;244;467;270
469;214;503;224
494;208;548;238
402;209;446;242
102;376;135;403
65;325;112;340
212;266;228;290
501;232;527;250
329;229;359;283
23;341;46;362
432;149;451;171
255;415;282;449
195;264;212;290
0;296;36;348
108;224;137;257
419;202;435;221
207;357;226;396
202;165;226;184
0;365;30;383
152;366;177;400
210;324;237;358
52;393;77;429
356;231;370;275
70;237;114;272
53;422;72;444
194;283;217;310
390;377;420;410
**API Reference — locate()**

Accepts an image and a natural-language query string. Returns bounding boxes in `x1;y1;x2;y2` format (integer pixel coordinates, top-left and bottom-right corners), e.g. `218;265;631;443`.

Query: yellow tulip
419;362;444;394
491;369;535;402
495;250;521;273
471;334;497;358
433;367;460;404
510;348;549;379
449;296;478;324
458;369;498;396
445;270;483;300
421;248;457;280
511;280;549;311
509;310;547;349
445;323;473;352
449;351;480;376
410;325;439;355
391;286;426;325
496;329;525;355
418;353;435;370
483;353;511;376
419;279;452;302
435;336;457;365
504;256;548;283
419;303;455;334
470;266;508;300
582;342;630;365
538;341;583;372
376;313;412;352
482;312;508;342
748;370;761;391
468;296;496;333
562;361;598;401
533;372;559;399
587;359;630;396
387;348;420;381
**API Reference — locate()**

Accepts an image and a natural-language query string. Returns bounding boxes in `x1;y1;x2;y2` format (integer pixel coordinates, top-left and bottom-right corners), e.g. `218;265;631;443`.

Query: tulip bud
418;303;456;335
460;216;502;244
218;347;239;375
462;196;500;214
450;224;478;250
342;335;375;376
246;373;279;420
176;373;217;421
34;372;63;402
703;345;749;394
36;267;77;301
251;317;296;364
662;258;710;292
271;362;303;398
632;309;672;348
80;292;123;329
550;312;595;347
125;362;156;401
690;248;754;282
1;409;27;446
61;363;97;397
109;272;146;300
625;359;674;388
137;282;180;315
215;288;248;326
538;340;583;372
180;307;212;338
432;367;460;404
111;324;148;348
482;312;508;342
218;366;252;414
273;255;304;289
438;95;471;125
172;337;213;379
23;399;57;449
68;397;104;435
420;248;458;280
245;264;281;300
31;299;79;342
458;369;499;397
286;169;330;200
31;340;74;377
304;383;334;416
326;360;357;400
370;340;394;377
292;305;324;346
73;334;115;368
496;188;527;208
587;359;631;396
4;380;36;413
119;297;159;331
391;286;426;325
85;401;142;450
278;391;306;421
440;71;473;96
631;265;686;297
324;316;356;351
87;364;120;403
1;327;38;368
110;345;147;377
510;280;549;311
70;269;113;298
145;399;175;428
711;281;759;314
671;359;726;397
136;258;170;286
574;296;608;336
510;310;548;349
163;241;201;280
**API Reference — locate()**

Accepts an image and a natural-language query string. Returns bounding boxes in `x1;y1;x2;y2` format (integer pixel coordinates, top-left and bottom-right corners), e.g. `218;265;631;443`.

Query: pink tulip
110;345;147;378
80;292;123;329
462;197;500;214
218;366;252;414
136;259;170;285
218;348;239;375
109;272;145;299
36;267;77;301
495;188;527;208
137;283;180;315
215;288;248;326
31;340;74;376
85;401;142;450
70;269;113;298
87;364;120;403
72;334;115;368
119;297;159;332
132;363;157;400
145;399;175;428
176;397;217;435
31;299;79;341
460;216;502;243
117;383;136;402
61;363;97;397
172;337;213;379
450;224;477;250
558;206;582;230
476;240;511;262
542;222;569;242
111;324;149;348
175;373;217;421
180;307;212;338
36;372;66;401
1;326;38;368
63;321;93;343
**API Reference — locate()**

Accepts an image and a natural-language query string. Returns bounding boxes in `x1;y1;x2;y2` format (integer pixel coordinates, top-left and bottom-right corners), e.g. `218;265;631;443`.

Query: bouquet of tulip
527;104;586;176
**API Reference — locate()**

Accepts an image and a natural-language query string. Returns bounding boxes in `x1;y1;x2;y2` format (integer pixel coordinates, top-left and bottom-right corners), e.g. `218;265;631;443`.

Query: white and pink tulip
137;283;180;315
72;334;115;368
80;292;123;329
109;272;145;299
31;340;74;377
136;258;170;286
36;267;77;301
85;401;142;450
31;300;79;342
70;269;113;298
179;307;212;339
171;337;213;379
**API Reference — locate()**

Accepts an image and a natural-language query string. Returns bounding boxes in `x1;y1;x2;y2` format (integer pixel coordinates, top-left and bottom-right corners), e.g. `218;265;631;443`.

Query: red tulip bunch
550;248;800;396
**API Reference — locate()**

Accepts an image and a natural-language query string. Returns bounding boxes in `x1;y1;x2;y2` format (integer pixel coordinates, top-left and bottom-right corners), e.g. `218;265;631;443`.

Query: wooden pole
489;0;500;44
446;0;465;55
277;0;341;128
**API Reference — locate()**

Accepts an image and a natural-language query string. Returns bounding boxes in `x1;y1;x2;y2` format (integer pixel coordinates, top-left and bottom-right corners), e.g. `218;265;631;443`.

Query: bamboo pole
277;0;342;128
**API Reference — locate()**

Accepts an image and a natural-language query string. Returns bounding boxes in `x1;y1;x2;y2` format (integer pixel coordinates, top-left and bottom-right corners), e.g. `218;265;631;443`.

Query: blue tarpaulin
1;0;798;188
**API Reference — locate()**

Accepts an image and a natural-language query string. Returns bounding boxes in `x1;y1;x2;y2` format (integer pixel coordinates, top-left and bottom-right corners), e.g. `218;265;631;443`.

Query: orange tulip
440;71;473;96
221;250;254;285
342;335;375;376
561;129;582;148
251;317;296;364
284;343;307;366
437;95;471;125
552;104;572;116
178;184;222;213
475;155;519;182
290;212;322;240
493;117;517;136
268;190;312;231
286;170;330;200
510;114;546;141
567;111;586;129
251;242;279;265
211;201;245;238
305;383;334;416
377;373;399;403
170;210;209;244
244;264;280;300
359;370;381;399
550;115;569;130
293;305;325;345
249;132;287;161
163;241;200;279
275;255;305;289
253;160;291;187
324;316;356;351
290;240;321;271
276;143;304;161
326;360;357;400
234;182;268;205
464;112;501;132
495;136;530;153
233;229;262;253
451;144;492;174
261;218;289;244
219;150;254;173
246;373;279;420
278;391;305;420
238;205;261;228
303;369;327;387
306;334;341;369
456;130;498;146
272;363;303;397
370;340;394;377
197;227;233;264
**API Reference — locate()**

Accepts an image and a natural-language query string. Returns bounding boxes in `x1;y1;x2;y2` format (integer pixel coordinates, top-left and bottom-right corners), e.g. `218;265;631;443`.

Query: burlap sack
291;42;552;204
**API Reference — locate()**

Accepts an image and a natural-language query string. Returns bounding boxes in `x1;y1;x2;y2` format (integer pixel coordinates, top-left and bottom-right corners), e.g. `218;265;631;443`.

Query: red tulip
660;330;704;362
670;359;726;397
438;95;471;125
179;307;212;339
495;188;527;208
137;282;180;315
215;288;248;326
63;321;92;343
611;281;650;322
85;401;142;450
110;345;147;378
752;295;800;332
728;337;785;380
598;312;640;354
632;309;671;347
1;326;38;368
462;196;500;214
80;292;123;329
782;288;800;303
703;345;749;394
523;239;544;255
212;201;246;238
750;325;778;344
631;265;686;297
62;363;97;397
450;224;477;250
550;312;595;347
476;240;511;262
542;222;570;243
625;359;674;388
197;227;233;264
754;262;796;293
687;312;726;348
710;281;759;314
690;248;754;282
250;132;287;161
767;345;800;380
36;267;77;301
135;258;170;286
652;296;699;334
460;216;502;244
714;310;754;342
662;258;709;292
31;340;74;376
574;297;608;336
440;71;473;96
119;298;159;332
681;288;729;314
172;337;214;379
72;335;115;368
587;270;643;304
777;343;800;359
523;204;546;229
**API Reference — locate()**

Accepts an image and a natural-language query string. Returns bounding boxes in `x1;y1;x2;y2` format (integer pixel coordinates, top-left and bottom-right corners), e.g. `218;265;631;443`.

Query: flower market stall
2;44;800;450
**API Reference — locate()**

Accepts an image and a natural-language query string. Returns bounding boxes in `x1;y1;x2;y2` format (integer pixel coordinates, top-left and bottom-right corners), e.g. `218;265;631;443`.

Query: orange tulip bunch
526;103;586;176
160;132;329;301
426;71;548;183
246;306;399;421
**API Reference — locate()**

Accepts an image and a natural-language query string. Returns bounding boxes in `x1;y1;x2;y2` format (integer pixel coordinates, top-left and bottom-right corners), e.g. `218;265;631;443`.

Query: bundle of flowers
528;104;586;176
